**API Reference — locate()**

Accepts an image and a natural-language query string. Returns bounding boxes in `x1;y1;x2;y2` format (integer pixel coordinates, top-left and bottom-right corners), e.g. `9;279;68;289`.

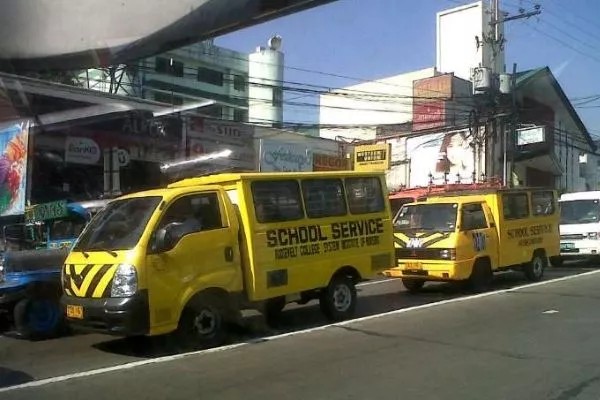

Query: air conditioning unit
472;67;492;94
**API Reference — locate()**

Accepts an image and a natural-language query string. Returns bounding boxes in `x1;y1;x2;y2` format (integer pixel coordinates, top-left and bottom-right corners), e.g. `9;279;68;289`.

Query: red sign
412;101;446;131
313;153;347;171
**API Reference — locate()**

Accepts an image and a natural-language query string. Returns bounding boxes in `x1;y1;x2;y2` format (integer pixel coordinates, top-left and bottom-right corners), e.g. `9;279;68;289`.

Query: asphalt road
0;265;598;399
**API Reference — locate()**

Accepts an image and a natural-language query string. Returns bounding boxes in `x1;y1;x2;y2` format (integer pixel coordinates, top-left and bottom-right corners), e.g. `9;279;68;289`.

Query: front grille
561;234;585;241
396;248;442;260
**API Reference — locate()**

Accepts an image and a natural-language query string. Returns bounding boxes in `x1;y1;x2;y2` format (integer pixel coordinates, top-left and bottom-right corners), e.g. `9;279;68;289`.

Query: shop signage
354;144;391;172
517;126;545;146
260;140;313;172
313;153;347;171
65;137;101;165
116;148;130;167
25;200;68;223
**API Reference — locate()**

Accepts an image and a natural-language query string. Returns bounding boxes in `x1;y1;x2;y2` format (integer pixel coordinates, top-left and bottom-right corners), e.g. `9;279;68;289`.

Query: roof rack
389;178;504;200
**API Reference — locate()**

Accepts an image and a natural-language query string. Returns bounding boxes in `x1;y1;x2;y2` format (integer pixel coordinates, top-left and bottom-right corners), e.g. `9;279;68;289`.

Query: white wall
437;1;505;81
319;67;437;141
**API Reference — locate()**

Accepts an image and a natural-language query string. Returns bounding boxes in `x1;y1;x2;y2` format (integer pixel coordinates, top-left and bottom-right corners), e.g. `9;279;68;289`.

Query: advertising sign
313;153;347;171
406;130;475;186
0;122;29;216
187;117;256;170
65;137;101;165
412;74;452;132
353;144;391;172
25;200;68;223
517;126;545;146
260;140;313;172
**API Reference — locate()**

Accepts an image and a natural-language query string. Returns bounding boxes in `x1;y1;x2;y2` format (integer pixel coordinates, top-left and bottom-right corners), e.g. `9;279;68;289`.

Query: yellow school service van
384;187;559;292
60;171;394;348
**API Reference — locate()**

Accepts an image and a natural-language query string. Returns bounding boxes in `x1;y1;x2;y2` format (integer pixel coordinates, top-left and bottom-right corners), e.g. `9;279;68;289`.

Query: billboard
412;74;453;132
0;122;29;216
406;130;474;187
313;153;347;171
353;144;391;172
187;117;255;170
259;140;313;172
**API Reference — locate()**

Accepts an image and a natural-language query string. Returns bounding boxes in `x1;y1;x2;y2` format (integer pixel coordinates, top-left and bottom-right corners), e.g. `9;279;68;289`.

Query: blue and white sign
259;140;313;172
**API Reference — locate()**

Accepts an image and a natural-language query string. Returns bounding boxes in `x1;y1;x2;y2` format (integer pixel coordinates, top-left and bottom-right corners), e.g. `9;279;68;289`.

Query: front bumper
61;290;149;336
559;240;600;257
384;259;472;281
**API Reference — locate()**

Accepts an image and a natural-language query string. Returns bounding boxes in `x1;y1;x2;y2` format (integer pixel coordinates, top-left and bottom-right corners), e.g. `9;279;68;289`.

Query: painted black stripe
101;275;113;298
85;264;112;297
71;264;94;292
394;237;407;248
421;234;451;248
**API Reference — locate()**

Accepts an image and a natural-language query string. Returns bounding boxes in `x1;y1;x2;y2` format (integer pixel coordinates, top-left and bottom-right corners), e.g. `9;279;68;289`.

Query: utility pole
485;0;541;186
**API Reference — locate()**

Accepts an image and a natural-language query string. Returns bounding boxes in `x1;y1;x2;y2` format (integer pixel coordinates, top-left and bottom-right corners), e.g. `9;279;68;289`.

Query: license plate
406;262;422;270
560;243;575;250
66;305;83;319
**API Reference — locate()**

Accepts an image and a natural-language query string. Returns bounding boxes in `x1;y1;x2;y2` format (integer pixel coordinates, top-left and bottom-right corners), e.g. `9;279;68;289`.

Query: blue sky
216;0;600;136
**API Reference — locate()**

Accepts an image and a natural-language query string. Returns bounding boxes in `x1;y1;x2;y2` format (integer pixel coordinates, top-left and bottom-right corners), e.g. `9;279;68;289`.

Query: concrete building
79;38;285;126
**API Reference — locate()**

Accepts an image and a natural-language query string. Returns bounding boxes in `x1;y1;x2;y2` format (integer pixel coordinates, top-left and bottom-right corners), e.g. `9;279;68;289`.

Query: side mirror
154;225;177;253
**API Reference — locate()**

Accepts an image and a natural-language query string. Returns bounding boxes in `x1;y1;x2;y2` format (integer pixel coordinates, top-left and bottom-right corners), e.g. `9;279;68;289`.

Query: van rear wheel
176;294;228;350
319;275;357;321
524;253;546;282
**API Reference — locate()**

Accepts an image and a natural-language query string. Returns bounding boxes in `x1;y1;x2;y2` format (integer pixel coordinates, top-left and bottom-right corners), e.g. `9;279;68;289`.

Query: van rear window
345;177;384;214
252;180;304;223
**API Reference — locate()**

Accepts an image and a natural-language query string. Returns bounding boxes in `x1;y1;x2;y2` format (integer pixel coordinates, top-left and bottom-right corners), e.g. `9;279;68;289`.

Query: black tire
402;278;426;293
550;256;563;268
524;252;546;282
13;296;64;339
263;296;286;326
468;260;493;293
319;275;357;321
175;293;228;350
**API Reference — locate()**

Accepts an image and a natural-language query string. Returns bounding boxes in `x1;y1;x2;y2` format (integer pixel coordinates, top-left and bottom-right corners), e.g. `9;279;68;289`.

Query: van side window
252;180;304;223
532;191;555;216
345;177;384;214
158;193;223;237
301;179;347;218
461;203;487;230
502;193;529;220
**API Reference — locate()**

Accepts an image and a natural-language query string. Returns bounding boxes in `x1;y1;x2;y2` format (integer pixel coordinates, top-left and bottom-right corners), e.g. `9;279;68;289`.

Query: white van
556;191;600;265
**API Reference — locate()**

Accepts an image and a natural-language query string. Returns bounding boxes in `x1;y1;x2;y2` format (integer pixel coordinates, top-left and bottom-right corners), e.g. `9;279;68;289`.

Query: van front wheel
319;275;357;321
176;294;228;350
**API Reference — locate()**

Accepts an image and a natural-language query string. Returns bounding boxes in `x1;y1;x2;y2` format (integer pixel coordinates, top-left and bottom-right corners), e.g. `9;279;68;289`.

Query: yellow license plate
405;262;422;270
66;305;83;319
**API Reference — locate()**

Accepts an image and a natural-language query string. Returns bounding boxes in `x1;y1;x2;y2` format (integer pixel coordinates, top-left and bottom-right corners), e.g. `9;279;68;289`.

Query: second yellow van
384;187;560;292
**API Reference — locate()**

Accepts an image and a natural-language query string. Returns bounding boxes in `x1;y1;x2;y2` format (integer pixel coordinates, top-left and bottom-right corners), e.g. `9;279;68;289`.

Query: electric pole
485;0;541;186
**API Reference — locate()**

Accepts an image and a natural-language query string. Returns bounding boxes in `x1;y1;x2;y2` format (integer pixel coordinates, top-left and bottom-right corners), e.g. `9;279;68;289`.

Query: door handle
224;246;234;262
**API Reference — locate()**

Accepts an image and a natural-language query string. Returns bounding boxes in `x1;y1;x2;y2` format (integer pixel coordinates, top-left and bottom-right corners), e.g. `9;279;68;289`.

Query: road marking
542;309;559;314
357;278;399;287
2;269;599;394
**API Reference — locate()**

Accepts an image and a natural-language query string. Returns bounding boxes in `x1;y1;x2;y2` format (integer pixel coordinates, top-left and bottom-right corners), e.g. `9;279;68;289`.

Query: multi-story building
80;38;285;126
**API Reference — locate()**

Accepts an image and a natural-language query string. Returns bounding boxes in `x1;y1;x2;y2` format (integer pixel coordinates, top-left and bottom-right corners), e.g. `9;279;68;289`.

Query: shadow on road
0;367;33;388
89;269;590;358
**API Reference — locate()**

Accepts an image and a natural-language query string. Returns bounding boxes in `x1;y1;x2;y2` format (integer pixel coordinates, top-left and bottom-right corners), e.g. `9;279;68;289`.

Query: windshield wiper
85;247;118;258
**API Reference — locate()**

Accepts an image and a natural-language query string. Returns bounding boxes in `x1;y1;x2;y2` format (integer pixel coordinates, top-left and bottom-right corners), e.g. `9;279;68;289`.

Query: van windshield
560;199;600;225
74;196;162;251
394;203;458;232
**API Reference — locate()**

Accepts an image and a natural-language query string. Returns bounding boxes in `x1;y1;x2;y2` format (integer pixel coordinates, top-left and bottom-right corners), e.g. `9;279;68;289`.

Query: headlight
111;264;138;298
589;232;599;240
0;256;4;282
440;249;456;260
